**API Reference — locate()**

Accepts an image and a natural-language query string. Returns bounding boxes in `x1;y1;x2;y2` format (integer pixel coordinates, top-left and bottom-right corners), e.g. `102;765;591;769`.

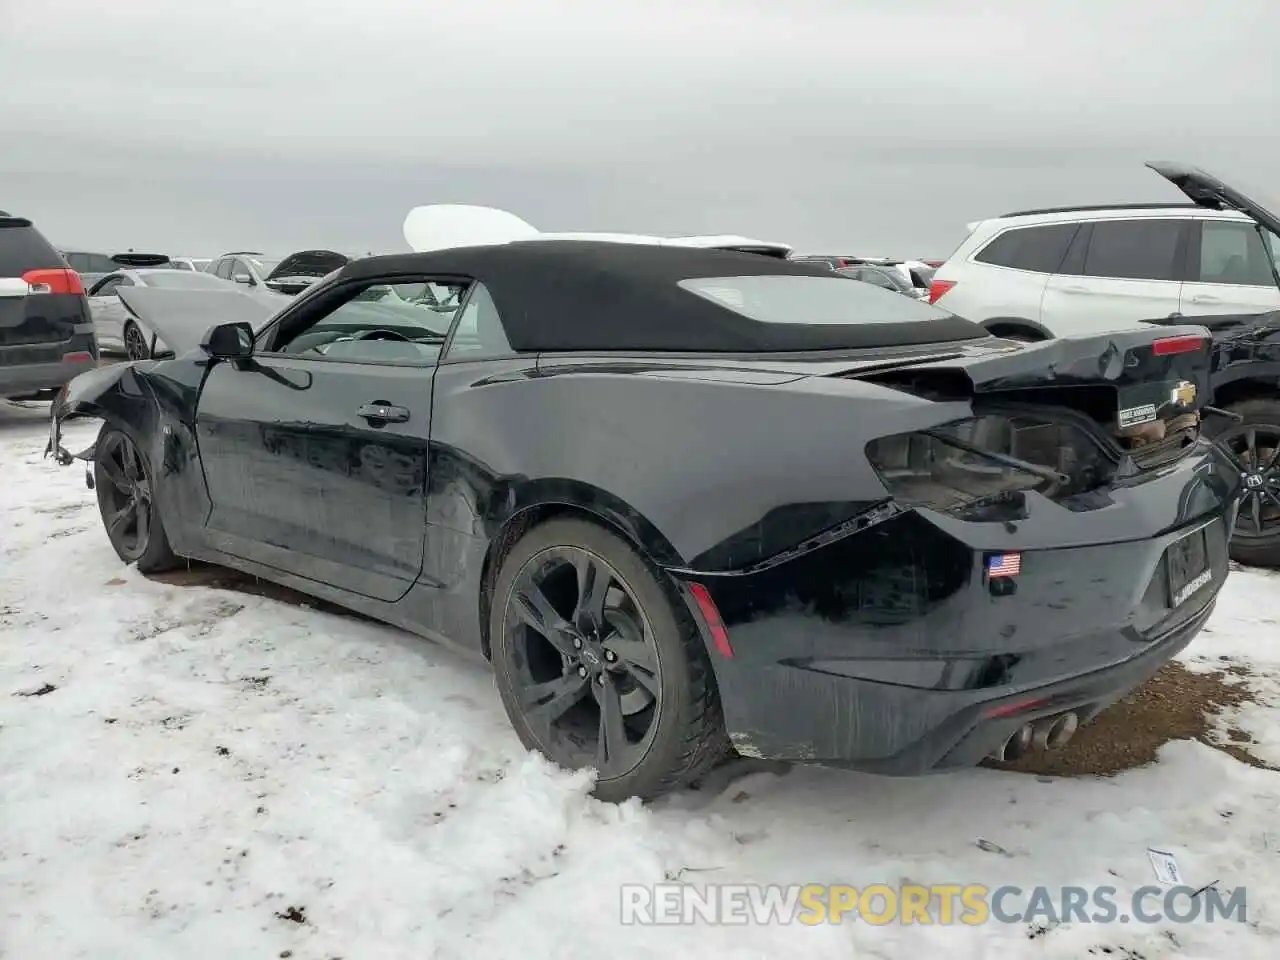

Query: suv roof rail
222;250;265;256
999;201;1199;218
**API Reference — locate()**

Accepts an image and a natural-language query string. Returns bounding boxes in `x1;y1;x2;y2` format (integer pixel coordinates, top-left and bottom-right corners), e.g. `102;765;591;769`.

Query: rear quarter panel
426;356;968;572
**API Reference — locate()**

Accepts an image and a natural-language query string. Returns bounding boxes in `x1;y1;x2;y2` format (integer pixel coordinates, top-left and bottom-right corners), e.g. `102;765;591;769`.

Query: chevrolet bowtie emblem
1170;381;1197;406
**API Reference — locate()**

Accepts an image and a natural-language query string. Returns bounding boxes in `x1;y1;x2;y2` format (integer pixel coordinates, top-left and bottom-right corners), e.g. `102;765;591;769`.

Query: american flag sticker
986;553;1022;579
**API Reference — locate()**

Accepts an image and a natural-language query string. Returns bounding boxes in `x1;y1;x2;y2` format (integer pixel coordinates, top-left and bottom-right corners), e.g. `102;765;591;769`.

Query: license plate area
1166;526;1212;608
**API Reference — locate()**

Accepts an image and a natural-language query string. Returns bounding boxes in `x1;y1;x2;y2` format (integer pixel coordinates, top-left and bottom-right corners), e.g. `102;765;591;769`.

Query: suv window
973;224;1077;273
1198;221;1277;286
0;219;64;276
1081;220;1182;281
214;259;233;280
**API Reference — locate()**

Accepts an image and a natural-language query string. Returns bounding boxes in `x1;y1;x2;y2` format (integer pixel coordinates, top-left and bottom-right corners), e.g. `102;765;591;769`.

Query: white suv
930;162;1280;339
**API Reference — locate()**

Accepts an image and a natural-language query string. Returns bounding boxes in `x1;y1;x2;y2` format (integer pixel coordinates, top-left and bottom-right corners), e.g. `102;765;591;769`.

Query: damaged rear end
677;327;1241;773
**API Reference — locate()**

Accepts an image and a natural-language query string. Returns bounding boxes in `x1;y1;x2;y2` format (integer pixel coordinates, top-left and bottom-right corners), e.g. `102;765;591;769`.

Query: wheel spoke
572;549;610;630
1246;428;1259;466
134;497;150;547
1250;493;1264;532
105;502;134;537
99;452;131;494
1217;441;1248;473
522;673;589;732
123;446;141;482
511;581;575;655
594;677;629;775
605;634;659;695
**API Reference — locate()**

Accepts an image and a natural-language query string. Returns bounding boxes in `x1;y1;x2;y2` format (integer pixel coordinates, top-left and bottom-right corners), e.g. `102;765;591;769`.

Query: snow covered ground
2;399;1279;960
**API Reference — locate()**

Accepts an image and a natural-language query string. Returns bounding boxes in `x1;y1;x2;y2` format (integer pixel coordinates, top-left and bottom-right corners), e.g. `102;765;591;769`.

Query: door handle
357;401;410;424
1190;295;1220;304
1061;285;1089;294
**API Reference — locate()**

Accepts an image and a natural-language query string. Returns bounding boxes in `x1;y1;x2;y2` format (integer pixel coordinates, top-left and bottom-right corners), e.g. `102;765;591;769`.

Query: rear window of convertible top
678;274;949;325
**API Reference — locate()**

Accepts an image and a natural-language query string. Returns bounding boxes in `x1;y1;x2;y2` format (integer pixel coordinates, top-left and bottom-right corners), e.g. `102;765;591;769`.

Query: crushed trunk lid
846;327;1214;470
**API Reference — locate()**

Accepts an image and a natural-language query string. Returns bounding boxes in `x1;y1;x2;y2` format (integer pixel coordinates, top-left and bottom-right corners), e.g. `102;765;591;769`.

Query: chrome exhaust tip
995;723;1035;762
1045;712;1079;749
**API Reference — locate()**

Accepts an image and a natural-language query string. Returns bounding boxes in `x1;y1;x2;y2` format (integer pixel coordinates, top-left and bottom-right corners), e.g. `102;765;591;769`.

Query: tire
123;321;151;361
1204;398;1280;567
490;517;728;802
93;425;180;573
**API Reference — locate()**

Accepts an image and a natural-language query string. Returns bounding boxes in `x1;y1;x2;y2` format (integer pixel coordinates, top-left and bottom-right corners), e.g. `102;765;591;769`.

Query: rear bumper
675;443;1240;773
0;351;98;398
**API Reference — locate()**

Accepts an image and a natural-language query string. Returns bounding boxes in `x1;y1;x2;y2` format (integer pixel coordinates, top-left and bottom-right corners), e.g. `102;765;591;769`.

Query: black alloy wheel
124;321;151;361
505;545;662;777
1207;399;1280;567
93;427;178;571
491;518;728;802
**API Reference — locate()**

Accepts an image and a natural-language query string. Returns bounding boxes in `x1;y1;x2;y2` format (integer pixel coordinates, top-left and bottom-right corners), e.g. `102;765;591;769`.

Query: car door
1179;219;1280;317
86;274;134;351
1040;219;1188;334
192;272;470;603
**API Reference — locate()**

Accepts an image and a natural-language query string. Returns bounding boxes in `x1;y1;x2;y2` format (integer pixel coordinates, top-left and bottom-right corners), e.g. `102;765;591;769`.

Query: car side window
87;254;117;273
973;224;1078;274
266;278;470;365
64;253;88;271
1198;221;1277;286
92;274;132;295
443;282;515;361
214;259;234;280
1081;220;1182;281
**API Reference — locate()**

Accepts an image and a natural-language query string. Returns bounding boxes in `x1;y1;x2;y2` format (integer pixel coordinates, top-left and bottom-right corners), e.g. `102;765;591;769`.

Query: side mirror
201;321;254;360
232;273;254;286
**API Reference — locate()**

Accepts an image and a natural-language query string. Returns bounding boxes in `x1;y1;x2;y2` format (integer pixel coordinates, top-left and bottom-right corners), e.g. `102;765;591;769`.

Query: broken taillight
865;413;1114;517
23;268;84;296
928;279;955;304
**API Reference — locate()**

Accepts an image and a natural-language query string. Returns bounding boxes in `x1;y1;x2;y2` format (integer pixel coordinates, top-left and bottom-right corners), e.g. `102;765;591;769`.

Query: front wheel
93;426;179;573
490;518;728;802
123;321;151;361
1205;398;1280;567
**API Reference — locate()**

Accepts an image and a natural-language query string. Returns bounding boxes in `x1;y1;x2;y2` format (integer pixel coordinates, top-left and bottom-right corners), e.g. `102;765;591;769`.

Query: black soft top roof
342;240;984;353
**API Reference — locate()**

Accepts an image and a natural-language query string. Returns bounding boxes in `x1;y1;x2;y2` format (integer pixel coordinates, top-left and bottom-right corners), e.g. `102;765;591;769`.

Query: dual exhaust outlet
993;711;1079;762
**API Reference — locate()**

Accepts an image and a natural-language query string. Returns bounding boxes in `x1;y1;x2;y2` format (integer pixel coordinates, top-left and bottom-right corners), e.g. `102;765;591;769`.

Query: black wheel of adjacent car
1205;399;1280;567
490;518;728;802
123;321;151;361
93;426;179;573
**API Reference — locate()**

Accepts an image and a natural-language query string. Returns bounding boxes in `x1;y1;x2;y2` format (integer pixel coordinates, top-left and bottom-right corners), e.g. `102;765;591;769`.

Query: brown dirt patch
987;659;1274;777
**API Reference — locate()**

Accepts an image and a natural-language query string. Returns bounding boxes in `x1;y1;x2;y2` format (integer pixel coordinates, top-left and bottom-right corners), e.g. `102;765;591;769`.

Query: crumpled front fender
44;362;150;466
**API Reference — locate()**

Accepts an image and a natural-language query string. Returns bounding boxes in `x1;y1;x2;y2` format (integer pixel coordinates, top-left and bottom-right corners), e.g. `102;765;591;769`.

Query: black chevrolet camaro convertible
48;240;1240;801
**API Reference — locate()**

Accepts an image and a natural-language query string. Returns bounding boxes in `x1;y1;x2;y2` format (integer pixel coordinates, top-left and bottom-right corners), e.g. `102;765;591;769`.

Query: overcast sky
2;0;1278;258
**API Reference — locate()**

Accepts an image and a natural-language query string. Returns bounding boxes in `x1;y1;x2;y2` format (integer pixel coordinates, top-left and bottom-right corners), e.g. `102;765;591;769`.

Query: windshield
142;271;236;290
679;275;952;324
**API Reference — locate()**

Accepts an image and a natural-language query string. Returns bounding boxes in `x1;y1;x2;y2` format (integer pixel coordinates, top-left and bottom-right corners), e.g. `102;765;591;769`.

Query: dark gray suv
1;213;98;400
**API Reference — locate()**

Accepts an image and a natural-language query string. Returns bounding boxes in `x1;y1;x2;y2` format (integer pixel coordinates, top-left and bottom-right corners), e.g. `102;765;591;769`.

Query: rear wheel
93;426;179;573
123;321;151;361
1205;398;1280;567
490;518;728;802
